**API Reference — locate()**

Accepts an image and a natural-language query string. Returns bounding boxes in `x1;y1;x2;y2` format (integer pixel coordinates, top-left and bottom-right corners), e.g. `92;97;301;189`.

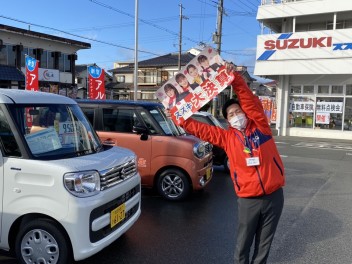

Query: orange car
78;100;213;201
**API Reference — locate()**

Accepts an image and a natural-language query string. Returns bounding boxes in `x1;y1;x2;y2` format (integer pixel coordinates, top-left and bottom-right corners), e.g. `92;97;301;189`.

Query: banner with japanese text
88;65;106;100
259;96;277;124
315;112;330;124
155;46;234;125
289;101;315;113
25;55;39;91
316;102;343;113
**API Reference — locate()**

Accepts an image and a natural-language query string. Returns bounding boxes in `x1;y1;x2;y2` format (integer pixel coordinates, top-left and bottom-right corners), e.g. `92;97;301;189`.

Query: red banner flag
88;65;106;100
25;55;39;91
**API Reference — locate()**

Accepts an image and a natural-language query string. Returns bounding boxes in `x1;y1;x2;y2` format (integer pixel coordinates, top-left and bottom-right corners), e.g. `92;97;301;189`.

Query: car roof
193;111;213;117
0;89;76;104
76;99;164;108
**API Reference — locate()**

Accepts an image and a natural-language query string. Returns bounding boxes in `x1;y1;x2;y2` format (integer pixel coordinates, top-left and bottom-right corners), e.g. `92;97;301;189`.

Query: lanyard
235;131;252;155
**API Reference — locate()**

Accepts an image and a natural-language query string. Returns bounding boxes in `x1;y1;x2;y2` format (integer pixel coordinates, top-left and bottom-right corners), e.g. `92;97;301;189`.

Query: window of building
315;97;343;130
331;85;343;94
28;48;35;59
303;85;314;94
346;84;352;95
64;54;71;73
0;45;7;65
7;45;16;66
308;22;327;31
344;98;352;131
41;51;47;68
138;70;157;84
161;71;169;82
291;85;301;94
289;83;352;132
20;47;28;67
48;51;54;69
288;96;315;128
141;91;156;100
116;75;125;83
318;85;329;94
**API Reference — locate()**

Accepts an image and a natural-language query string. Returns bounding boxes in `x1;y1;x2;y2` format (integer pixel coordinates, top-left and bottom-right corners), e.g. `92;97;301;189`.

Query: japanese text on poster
88;65;106;100
155;46;234;124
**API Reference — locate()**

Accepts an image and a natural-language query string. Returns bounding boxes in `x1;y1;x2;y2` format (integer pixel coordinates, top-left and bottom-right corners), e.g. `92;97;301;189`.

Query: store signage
257;29;352;61
38;68;59;82
25;55;39;91
316;112;330;124
289;101;314;113
316;102;343;113
88;65;106;100
264;36;332;50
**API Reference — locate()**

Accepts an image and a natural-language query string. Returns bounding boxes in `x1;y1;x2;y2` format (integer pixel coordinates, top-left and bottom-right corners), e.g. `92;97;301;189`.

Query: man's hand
225;61;237;74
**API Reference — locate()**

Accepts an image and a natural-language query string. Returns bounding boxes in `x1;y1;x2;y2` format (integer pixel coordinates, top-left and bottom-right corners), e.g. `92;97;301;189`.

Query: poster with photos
155;46;234;125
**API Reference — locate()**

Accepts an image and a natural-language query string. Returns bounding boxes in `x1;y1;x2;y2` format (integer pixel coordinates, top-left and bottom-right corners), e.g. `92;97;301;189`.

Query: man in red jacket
179;63;285;264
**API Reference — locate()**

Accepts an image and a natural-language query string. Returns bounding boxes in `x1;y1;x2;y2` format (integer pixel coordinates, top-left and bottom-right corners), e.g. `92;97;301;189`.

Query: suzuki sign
257;29;352;61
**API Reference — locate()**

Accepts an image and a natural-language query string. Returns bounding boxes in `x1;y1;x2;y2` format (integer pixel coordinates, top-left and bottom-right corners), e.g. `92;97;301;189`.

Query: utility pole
178;4;188;70
211;0;224;117
134;0;139;101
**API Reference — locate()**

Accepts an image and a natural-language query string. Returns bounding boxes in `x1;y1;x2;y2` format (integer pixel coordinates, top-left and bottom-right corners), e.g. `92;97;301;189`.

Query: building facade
255;0;352;140
0;24;90;97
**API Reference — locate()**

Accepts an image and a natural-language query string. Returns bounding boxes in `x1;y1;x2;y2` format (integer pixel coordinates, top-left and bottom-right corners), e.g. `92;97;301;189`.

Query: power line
89;0;201;46
0;15;162;57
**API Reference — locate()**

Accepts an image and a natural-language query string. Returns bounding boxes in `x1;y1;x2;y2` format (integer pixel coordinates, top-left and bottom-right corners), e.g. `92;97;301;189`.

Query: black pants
234;188;284;264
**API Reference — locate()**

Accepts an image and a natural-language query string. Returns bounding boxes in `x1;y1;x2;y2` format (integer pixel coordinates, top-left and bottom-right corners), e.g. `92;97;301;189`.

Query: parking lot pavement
2;136;352;264
268;137;352;263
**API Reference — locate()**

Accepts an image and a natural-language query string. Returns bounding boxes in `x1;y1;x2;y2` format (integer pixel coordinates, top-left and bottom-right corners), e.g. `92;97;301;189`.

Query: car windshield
148;107;184;136
9;103;102;160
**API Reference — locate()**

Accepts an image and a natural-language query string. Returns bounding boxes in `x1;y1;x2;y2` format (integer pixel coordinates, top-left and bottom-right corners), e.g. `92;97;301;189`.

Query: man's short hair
222;98;240;119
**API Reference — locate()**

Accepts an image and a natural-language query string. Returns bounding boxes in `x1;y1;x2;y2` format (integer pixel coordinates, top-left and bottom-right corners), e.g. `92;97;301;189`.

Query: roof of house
0;65;25;81
109;52;196;74
0;24;91;49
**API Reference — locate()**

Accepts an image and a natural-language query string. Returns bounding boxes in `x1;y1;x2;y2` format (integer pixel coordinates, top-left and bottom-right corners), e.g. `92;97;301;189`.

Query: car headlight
64;170;100;197
193;142;206;159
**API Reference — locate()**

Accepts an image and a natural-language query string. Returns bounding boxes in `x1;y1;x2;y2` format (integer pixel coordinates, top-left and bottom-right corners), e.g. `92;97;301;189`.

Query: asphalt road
1;136;352;264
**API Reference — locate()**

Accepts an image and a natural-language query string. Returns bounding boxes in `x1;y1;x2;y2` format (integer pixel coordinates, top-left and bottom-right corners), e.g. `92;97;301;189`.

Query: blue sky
1;0;262;78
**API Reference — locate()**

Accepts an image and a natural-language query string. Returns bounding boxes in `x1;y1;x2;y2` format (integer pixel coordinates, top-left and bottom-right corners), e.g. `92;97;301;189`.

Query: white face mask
229;114;248;131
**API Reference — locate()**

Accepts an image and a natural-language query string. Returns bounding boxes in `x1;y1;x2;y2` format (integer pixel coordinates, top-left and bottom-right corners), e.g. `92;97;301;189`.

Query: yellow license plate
110;203;126;228
205;168;212;181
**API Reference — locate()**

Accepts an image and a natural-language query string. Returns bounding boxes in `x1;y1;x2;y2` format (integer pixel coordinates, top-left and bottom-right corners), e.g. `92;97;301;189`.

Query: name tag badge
246;157;260;166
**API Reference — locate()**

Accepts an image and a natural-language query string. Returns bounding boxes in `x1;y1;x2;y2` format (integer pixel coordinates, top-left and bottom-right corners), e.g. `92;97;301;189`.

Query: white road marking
292;142;352;151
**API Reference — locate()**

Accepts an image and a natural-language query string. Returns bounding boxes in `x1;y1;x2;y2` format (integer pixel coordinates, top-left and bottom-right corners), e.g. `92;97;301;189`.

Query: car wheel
157;168;191;201
15;219;72;264
223;156;230;173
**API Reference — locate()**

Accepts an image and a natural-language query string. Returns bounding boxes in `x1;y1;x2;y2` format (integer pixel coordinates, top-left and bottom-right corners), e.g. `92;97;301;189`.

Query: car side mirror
133;125;149;141
133;125;148;134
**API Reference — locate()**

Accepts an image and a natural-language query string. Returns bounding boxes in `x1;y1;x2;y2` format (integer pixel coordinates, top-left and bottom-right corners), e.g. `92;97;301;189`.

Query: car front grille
90;185;140;243
100;159;137;190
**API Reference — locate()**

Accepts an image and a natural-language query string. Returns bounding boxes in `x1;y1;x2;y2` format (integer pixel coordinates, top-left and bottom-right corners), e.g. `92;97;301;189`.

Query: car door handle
102;140;115;145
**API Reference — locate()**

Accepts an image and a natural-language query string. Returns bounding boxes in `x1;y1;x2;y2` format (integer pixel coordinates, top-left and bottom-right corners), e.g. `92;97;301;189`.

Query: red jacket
181;73;285;198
